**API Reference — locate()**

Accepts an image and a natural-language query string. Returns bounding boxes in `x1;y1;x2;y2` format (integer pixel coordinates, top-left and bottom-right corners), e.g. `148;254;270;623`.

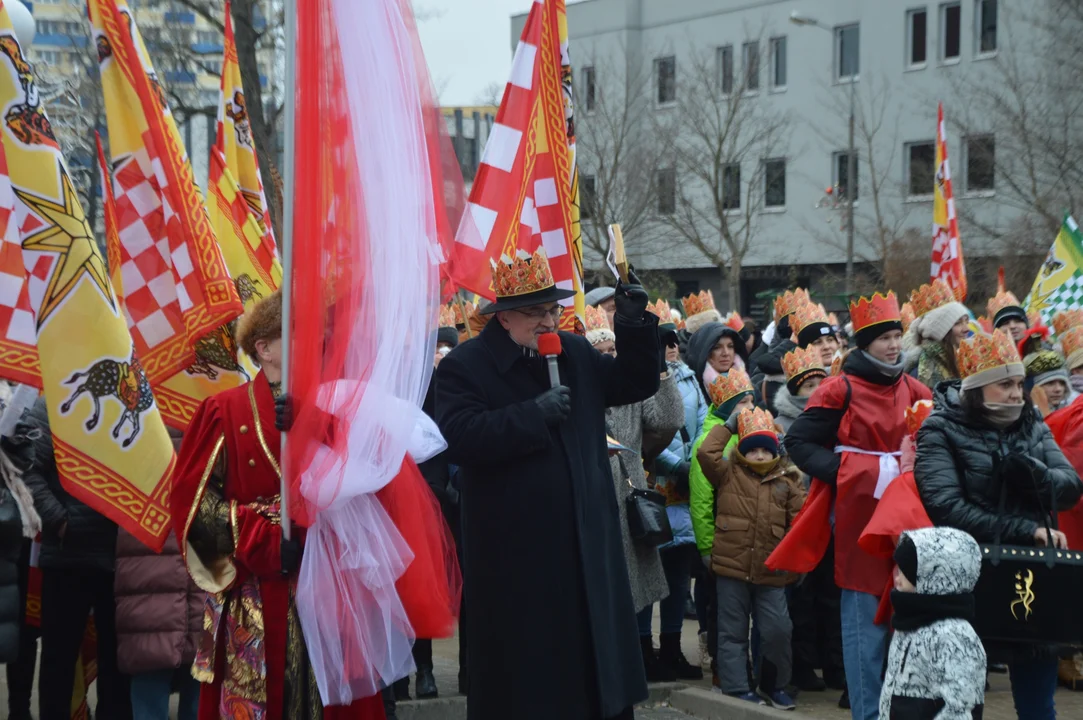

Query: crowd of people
0;248;1082;720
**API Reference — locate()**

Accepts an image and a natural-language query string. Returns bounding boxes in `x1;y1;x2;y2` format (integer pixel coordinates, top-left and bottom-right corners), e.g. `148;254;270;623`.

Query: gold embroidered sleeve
188;445;235;567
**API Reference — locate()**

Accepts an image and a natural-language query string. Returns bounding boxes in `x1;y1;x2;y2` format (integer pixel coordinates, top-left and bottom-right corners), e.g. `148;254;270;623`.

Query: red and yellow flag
931;103;966;301
446;0;584;331
0;4;176;551
89;0;243;385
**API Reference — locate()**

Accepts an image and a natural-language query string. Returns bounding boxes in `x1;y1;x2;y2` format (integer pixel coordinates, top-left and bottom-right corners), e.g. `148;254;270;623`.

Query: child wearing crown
695;406;804;709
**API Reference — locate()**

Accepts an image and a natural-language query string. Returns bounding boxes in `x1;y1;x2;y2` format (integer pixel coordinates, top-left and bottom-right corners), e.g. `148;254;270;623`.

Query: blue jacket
655;361;708;547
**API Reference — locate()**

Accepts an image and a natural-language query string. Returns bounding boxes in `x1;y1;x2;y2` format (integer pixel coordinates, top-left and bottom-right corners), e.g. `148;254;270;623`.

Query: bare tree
473;80;504;107
574;52;666;272
654;40;790;310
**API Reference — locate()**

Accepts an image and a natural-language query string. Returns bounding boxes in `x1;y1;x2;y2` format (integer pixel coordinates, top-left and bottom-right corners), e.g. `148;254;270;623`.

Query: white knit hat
912;301;970;343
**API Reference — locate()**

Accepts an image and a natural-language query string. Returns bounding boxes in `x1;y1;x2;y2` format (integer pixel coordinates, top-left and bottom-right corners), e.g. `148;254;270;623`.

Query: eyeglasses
513;305;565;321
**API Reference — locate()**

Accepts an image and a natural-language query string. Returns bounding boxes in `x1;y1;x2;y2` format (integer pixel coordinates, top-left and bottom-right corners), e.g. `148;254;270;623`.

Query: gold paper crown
957;329;1022;380
976;315;993;334
782;346;826;381
737;406;776;440
584;305;611;333
724;311;745;333
901;302;916;332
706;367;753;408
1053;310;1083;336
792;300;830;335
828;312;840;329
830;350;846;376
452;300;476;326
905;399;935;438
1027;310;1042;328
491;248;557;298
987;270;1023;320
648;298;674;322
682;290;715;318
910;279;957;318
438;304;456;328
774;288;810;323
849;291;901;334
1061;326;1083;368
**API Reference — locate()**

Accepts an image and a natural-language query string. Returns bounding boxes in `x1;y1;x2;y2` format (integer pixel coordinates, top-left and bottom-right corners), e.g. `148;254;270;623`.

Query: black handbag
972;467;1083;647
611;438;673;547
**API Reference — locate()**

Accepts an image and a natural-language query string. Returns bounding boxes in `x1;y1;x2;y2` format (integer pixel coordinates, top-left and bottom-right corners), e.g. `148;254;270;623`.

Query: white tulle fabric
294;0;445;705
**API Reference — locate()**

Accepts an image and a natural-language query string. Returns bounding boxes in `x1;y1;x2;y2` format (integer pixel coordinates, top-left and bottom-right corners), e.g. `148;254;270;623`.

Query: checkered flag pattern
0;148;39;386
1025;215;1083;327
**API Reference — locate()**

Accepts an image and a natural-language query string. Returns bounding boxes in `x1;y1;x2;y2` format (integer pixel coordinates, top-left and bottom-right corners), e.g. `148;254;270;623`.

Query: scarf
891;589;975;632
0;449;40;538
983;401;1025;429
859;350;904;380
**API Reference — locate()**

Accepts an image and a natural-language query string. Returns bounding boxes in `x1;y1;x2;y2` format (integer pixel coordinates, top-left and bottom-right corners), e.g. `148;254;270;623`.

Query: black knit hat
436;326;459;348
855;320;903;350
797;321;834;349
894;534;919;587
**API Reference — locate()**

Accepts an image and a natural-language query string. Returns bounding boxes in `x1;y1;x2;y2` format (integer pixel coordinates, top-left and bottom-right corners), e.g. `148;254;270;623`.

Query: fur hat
237;290;282;363
685;309;724;335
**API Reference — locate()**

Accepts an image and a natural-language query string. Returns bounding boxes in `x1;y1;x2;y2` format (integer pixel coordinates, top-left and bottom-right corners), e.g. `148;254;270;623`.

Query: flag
89;0;243;387
445;0;585;332
216;1;279;264
0;5;177;551
1024;214;1083;326
931;103;966;301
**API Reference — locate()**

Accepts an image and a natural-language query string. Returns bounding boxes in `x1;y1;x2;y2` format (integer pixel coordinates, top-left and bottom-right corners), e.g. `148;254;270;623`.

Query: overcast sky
416;0;587;106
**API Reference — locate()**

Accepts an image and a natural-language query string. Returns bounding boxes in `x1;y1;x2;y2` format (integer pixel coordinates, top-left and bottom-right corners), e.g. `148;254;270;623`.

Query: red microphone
537;333;562;388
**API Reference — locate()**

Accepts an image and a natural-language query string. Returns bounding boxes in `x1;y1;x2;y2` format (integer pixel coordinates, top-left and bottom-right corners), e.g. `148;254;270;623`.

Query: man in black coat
435;254;660;720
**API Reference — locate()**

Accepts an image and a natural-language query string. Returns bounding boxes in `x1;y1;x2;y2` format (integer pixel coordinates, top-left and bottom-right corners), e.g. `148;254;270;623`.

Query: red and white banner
931;103;967;301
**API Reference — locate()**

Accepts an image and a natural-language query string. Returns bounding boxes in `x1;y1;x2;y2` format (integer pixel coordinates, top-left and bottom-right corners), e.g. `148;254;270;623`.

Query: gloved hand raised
724;407;742;434
614;269;649;322
536;386;571;426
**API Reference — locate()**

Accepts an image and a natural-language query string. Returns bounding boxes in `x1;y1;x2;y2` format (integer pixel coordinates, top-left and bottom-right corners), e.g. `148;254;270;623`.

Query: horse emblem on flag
60;349;154;447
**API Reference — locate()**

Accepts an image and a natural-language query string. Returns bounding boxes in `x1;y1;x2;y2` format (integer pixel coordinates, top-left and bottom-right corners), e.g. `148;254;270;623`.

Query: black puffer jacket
915;382;1082;546
753;328;796;416
12;399;118;572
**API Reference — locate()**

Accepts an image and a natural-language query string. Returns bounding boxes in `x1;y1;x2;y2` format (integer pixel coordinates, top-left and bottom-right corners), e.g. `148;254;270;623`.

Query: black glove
274;394;293;432
999;452;1049;507
614;268;649;322
536;386;571;426
281;530;301;576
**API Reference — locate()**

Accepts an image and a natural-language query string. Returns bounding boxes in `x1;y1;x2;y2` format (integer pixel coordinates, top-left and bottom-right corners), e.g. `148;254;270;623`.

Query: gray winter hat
585;286;616;306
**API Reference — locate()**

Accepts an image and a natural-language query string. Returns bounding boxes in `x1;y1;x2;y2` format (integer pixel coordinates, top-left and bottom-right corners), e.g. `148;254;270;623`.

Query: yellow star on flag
15;163;115;328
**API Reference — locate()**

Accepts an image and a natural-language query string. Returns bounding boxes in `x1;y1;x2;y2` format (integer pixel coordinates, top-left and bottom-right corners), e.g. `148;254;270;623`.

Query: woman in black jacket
915;330;1082;720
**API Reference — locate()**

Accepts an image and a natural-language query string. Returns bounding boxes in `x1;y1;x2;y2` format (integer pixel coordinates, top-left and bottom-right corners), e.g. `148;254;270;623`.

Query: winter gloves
536;386;572;426
614;269;649;323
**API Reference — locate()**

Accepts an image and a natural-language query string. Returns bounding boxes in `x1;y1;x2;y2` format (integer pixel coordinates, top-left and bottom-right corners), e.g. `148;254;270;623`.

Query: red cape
1045;399;1083;549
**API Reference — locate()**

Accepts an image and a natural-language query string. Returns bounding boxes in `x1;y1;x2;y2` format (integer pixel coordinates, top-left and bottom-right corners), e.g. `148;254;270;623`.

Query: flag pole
455;294;474;340
278;0;296;541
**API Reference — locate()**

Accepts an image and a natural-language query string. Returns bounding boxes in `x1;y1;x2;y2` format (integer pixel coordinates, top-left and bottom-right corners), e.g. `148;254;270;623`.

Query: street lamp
790;10;856;299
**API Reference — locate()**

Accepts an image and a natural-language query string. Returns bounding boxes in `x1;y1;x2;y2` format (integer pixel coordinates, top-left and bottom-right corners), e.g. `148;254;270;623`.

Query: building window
835;24;859;81
906;141;936;196
718;45;734;95
656;167;677;215
581;174;596;220
941;2;961;60
833;151;859;201
582;66;596;112
655;56;676;106
722;163;741;210
907;9;927;66
764;159;786;208
743;41;760;91
769;36;787;89
965;135;995;192
977;0;997;54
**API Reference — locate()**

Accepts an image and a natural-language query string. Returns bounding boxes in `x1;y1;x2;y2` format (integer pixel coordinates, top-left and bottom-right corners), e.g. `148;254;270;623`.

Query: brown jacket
696;425;805;587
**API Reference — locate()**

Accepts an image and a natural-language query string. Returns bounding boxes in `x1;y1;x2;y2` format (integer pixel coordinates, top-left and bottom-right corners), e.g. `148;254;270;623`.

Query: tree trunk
727;258;742;314
231;0;280;241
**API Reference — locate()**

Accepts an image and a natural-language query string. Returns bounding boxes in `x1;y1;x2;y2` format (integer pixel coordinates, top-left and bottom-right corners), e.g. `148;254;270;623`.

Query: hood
901;527;982;595
902;343;923;373
686;322;747;392
773;385;807;420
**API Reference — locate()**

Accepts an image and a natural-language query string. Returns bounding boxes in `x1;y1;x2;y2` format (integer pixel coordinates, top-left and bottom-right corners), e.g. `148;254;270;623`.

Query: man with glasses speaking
436;249;662;720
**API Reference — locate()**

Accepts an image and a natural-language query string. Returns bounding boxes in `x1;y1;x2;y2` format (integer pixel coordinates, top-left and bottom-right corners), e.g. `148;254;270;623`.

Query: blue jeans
130;668;200;720
840;589;888;720
1009;656;1058;720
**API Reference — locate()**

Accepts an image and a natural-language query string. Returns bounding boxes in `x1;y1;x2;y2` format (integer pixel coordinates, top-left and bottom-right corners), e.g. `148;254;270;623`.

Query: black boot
822;667;847;691
416;664;438;699
838;688;851;709
382;687;398;720
791;664;826;692
392;676;411;701
659;632;703;680
641;635;677;683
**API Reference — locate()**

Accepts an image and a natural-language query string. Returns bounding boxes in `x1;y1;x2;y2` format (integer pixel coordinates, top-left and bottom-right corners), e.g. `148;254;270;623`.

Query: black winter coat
12;400;117;572
435;314;660;720
915;383;1082;546
0;501;22;663
754;335;796;416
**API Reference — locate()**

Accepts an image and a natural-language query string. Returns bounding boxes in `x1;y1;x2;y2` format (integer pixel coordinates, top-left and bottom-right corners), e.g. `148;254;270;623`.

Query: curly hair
236;290;282;364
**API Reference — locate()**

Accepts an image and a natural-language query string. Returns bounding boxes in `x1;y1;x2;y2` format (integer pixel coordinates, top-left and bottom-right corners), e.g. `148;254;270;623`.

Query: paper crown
849;291;901;334
905;399;935;439
830;350;845;376
737;406;776;440
647;298;672;321
682;290;715;318
1053;310;1083;336
452;300;477;326
438;304;456;329
975;315;993;333
723;311;745;333
909;279;957;318
792;300;830;335
492;248;557;298
706;367;753;408
1027;310;1042;328
782;345;825;381
1061;326;1083;368
774;288;810;323
828;312;840;329
987;269;1023;320
584;305;611;333
958;329;1022;380
900;302;916;332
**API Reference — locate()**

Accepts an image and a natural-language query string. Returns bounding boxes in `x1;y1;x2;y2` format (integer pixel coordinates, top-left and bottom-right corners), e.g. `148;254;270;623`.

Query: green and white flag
1024;214;1083;329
